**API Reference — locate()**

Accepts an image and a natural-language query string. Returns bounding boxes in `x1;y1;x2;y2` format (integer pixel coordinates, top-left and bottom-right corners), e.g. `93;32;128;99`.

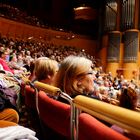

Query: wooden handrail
34;81;61;96
74;95;140;137
21;76;61;96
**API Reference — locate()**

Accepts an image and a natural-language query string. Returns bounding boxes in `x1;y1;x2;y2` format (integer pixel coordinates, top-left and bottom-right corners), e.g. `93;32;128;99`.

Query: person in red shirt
0;50;14;74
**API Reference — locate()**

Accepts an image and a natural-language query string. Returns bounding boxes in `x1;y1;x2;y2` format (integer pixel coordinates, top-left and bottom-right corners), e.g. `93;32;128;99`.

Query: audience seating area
0;3;140;140
21;78;140;140
24;85;36;110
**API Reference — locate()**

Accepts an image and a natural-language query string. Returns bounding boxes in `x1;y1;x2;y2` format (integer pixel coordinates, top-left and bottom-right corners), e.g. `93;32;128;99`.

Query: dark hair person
119;87;138;110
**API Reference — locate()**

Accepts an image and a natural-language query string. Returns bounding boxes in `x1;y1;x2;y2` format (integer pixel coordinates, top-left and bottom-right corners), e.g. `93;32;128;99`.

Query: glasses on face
86;71;94;75
77;70;94;79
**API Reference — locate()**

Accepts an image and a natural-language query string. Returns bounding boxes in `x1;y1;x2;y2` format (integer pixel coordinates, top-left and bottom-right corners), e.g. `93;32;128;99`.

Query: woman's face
12;56;17;62
78;70;95;94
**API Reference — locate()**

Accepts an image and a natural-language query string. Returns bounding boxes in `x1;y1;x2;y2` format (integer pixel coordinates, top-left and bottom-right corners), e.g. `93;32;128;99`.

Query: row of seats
21;80;139;140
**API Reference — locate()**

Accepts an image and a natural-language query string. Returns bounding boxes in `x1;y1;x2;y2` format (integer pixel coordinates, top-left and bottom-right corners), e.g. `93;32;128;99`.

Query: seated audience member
111;87;140;140
0;50;14;74
53;55;97;99
28;60;36;82
34;57;58;84
8;54;27;73
119;87;138;111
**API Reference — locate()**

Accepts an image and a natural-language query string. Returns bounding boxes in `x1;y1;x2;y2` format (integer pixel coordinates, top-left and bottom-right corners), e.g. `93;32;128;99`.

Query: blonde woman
53;55;96;98
34;57;58;84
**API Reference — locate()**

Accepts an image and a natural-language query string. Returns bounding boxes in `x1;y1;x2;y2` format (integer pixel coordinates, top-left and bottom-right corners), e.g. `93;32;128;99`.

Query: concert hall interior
0;0;140;140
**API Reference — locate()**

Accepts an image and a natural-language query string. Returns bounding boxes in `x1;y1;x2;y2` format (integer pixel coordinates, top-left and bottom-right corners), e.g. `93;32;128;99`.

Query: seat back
38;90;71;137
78;113;129;140
25;85;36;109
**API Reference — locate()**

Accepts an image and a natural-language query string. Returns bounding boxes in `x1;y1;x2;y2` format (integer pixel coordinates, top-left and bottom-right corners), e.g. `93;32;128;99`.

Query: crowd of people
0;32;140;139
0;32;140;138
0;4;140;138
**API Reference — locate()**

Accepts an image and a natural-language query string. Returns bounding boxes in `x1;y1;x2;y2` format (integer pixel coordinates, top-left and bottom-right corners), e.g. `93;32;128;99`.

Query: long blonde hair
53;55;92;96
